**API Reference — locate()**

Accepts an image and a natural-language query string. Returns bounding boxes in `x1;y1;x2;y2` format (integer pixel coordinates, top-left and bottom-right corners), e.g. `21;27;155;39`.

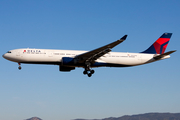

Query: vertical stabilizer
142;33;172;54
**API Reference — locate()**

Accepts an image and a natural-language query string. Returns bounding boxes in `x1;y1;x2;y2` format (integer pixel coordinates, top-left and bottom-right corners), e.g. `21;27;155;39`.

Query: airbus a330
3;33;176;77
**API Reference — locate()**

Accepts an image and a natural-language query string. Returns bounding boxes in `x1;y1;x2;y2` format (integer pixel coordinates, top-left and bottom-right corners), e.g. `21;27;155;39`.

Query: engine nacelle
59;65;75;72
60;57;76;72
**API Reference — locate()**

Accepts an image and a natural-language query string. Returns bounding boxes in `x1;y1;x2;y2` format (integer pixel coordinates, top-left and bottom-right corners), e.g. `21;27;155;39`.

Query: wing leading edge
75;35;127;64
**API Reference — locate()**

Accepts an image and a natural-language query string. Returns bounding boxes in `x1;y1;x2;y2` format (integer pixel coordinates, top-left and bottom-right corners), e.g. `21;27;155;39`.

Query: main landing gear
83;64;95;77
18;63;22;70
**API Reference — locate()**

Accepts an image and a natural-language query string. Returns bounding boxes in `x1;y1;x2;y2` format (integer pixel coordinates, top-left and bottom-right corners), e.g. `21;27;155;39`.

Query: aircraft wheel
18;66;22;70
83;70;88;75
88;73;92;77
90;70;95;74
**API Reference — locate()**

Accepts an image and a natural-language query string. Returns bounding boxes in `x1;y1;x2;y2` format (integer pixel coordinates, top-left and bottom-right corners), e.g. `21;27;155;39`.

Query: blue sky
0;0;180;120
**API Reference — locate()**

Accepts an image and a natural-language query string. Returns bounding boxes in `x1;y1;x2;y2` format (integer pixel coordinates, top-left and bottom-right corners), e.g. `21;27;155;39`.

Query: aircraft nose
2;53;9;60
2;53;6;59
2;52;16;62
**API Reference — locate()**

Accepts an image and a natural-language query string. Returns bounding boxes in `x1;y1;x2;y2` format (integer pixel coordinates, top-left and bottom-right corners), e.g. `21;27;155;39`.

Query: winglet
120;35;128;41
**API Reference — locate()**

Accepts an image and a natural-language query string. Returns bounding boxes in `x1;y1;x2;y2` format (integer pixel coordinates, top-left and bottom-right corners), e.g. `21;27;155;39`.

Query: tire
88;73;92;77
83;70;88;75
18;66;22;70
91;70;95;74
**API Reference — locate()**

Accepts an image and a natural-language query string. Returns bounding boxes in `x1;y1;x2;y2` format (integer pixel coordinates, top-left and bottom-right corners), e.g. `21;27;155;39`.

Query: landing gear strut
83;64;95;77
18;63;21;70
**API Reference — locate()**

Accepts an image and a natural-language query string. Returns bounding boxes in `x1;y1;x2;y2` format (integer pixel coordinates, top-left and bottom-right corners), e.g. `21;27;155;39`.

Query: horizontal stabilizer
153;50;176;60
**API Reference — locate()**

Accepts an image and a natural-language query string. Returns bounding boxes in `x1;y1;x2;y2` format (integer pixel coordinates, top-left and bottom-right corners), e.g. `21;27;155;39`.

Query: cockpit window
7;51;11;53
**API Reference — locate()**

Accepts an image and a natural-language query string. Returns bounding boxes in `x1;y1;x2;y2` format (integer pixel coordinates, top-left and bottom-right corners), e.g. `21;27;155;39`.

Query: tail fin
142;33;172;54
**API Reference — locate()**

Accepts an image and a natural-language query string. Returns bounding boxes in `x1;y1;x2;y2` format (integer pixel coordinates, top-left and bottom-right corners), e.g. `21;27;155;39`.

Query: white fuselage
2;48;170;68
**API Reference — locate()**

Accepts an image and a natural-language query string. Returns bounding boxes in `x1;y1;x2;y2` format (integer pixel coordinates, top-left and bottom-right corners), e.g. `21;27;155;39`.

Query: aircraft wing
75;35;127;64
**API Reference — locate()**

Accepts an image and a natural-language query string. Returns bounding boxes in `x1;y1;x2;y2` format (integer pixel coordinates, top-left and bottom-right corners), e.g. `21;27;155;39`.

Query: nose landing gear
18;63;21;70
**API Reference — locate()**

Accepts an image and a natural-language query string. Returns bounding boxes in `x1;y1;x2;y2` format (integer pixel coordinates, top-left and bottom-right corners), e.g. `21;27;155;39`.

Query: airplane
2;33;176;77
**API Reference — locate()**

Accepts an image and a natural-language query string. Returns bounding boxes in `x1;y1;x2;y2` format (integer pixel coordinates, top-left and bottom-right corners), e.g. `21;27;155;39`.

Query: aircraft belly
92;56;141;67
140;54;155;63
102;57;142;66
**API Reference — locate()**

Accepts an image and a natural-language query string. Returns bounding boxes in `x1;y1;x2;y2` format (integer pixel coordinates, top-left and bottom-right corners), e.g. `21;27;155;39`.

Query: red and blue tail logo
142;33;172;54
